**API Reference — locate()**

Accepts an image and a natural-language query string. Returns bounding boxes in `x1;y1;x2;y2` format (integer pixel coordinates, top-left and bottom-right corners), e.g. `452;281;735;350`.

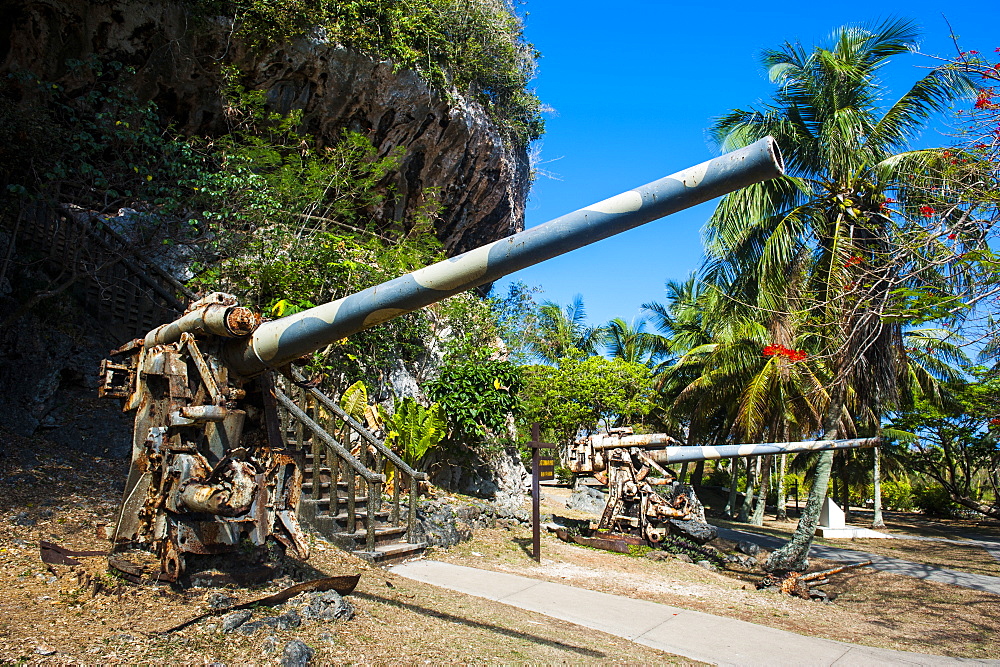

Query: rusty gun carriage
566;429;878;548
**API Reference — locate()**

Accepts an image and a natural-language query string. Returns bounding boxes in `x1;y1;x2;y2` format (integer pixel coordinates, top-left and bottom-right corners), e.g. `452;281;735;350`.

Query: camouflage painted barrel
567;435;878;474
649;437;879;465
226;137;784;375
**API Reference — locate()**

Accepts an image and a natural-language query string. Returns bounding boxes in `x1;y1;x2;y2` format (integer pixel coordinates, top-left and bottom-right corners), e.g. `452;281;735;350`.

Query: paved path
391;560;994;666
716;527;1000;595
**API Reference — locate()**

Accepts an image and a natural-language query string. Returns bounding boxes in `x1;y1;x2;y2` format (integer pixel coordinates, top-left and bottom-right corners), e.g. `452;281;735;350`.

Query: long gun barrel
101;136;785;579
650;438;878;465
569;433;877;473
226;136;784;376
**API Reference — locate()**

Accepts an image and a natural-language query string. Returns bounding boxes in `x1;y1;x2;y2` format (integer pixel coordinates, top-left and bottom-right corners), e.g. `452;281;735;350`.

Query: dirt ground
2;439;998;663
432;484;1000;660
0;439;690;664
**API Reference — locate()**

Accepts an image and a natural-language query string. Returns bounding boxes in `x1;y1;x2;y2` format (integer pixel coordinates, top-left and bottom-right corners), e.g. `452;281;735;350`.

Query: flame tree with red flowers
702;19;976;572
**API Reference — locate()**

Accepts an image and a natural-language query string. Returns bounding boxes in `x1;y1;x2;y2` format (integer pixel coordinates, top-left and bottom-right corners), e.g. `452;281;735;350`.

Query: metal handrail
274;390;382;484
290;368;428;482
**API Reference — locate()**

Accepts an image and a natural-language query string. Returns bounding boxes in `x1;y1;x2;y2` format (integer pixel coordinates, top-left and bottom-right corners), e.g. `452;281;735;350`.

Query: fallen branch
759;560;873;599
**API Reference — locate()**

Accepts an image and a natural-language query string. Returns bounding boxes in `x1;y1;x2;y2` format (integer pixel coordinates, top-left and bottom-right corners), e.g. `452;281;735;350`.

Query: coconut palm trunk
750;455;773;525
737;458;757;522
723;459;741;518
776;453;788;520
872;443;886;528
764;383;845;571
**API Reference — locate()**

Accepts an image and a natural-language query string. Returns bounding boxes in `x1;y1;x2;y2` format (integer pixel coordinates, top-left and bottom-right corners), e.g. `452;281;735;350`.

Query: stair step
324;509;390;522
352;541;426;566
336;525;407;542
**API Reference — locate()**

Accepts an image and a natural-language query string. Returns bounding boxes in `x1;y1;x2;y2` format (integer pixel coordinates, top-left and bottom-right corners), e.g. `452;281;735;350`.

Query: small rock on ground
206;592;237;610
294;590;354;622
280;639;314;667
221;610;252;634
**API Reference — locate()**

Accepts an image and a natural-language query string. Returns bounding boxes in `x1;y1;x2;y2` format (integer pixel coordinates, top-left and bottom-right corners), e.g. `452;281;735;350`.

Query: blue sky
492;0;998;329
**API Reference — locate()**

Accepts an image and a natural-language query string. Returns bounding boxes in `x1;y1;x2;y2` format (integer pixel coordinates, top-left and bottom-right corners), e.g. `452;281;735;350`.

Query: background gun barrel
647;438;879;465
227;137;784;376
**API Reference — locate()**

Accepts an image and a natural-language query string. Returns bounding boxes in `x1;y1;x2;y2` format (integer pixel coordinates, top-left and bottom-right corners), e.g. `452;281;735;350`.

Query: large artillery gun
99;137;787;580
566;430;878;547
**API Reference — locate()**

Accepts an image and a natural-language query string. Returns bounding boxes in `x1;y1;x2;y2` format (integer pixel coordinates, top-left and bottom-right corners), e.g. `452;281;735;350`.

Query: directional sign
528;423;555;562
538;456;555;481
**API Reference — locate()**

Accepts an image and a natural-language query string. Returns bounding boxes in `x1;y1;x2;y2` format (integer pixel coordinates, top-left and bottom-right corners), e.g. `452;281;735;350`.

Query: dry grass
3;441;998;662
0;437;691;664
423;484;1000;660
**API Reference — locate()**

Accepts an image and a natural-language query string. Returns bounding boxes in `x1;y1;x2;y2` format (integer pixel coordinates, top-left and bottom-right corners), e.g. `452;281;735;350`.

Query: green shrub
426;351;521;445
879;480;915;511
912;484;959;517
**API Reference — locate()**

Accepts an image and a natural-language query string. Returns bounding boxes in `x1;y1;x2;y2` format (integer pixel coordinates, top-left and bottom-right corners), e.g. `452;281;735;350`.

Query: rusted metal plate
39;541;107;566
553;529;645;554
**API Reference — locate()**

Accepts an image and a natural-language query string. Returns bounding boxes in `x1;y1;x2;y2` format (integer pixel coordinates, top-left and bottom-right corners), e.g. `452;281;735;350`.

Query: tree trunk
737;458;755;522
723;459;740;518
871;444;885;528
838;456;852;524
680;461;689;484
750;455;772;526
691;459;705;488
776;453;788;520
764;382;845;572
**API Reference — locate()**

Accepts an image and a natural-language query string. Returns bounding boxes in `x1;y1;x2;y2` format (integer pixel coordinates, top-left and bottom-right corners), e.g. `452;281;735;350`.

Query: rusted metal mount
596;446;696;545
101;294;308;581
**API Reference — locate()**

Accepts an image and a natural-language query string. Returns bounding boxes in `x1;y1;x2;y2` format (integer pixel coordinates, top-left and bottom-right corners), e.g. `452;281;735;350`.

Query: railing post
346;466;357;534
294;385;305;451
391;464;401;525
366;479;377;554
408;472;418;544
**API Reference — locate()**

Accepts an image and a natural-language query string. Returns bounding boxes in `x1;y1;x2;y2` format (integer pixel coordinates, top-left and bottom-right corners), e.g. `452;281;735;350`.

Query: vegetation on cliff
189;0;544;145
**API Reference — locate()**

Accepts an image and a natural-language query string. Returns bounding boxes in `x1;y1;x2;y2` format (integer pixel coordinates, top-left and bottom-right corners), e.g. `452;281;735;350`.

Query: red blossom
762;344;807;362
948;233;957;240
884;197;896;203
920;205;935;217
844;255;864;268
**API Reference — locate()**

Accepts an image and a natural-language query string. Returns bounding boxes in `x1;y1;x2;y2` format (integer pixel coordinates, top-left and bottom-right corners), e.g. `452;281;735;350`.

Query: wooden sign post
527;423;555;562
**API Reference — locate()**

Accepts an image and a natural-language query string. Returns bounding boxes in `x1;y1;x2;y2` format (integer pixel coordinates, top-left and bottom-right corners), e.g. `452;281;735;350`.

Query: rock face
0;295;132;458
425;446;528;512
410;496;527;548
0;0;530;254
0;0;531;463
566;483;609;515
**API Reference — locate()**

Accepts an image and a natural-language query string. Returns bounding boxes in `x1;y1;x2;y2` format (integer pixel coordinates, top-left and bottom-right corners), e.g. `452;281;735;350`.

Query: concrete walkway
716;527;1000;595
391;560;994;666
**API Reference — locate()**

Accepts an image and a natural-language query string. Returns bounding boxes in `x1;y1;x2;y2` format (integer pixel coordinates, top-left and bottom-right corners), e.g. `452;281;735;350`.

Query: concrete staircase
276;375;427;566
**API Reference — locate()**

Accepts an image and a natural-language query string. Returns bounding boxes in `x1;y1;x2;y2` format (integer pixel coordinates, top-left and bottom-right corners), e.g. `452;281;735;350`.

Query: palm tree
706;19;972;571
605;317;660;367
530;295;605;363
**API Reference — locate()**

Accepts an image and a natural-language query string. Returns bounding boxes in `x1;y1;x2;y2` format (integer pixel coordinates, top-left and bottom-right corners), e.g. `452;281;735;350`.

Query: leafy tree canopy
520;352;655;445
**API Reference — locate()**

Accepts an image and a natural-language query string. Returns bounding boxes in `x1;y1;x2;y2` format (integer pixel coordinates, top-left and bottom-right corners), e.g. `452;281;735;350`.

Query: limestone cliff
0;0;530;254
0;0;533;465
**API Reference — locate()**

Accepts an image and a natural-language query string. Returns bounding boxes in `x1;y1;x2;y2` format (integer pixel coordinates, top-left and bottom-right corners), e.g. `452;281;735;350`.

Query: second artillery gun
97;136;862;580
565;430;877;548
